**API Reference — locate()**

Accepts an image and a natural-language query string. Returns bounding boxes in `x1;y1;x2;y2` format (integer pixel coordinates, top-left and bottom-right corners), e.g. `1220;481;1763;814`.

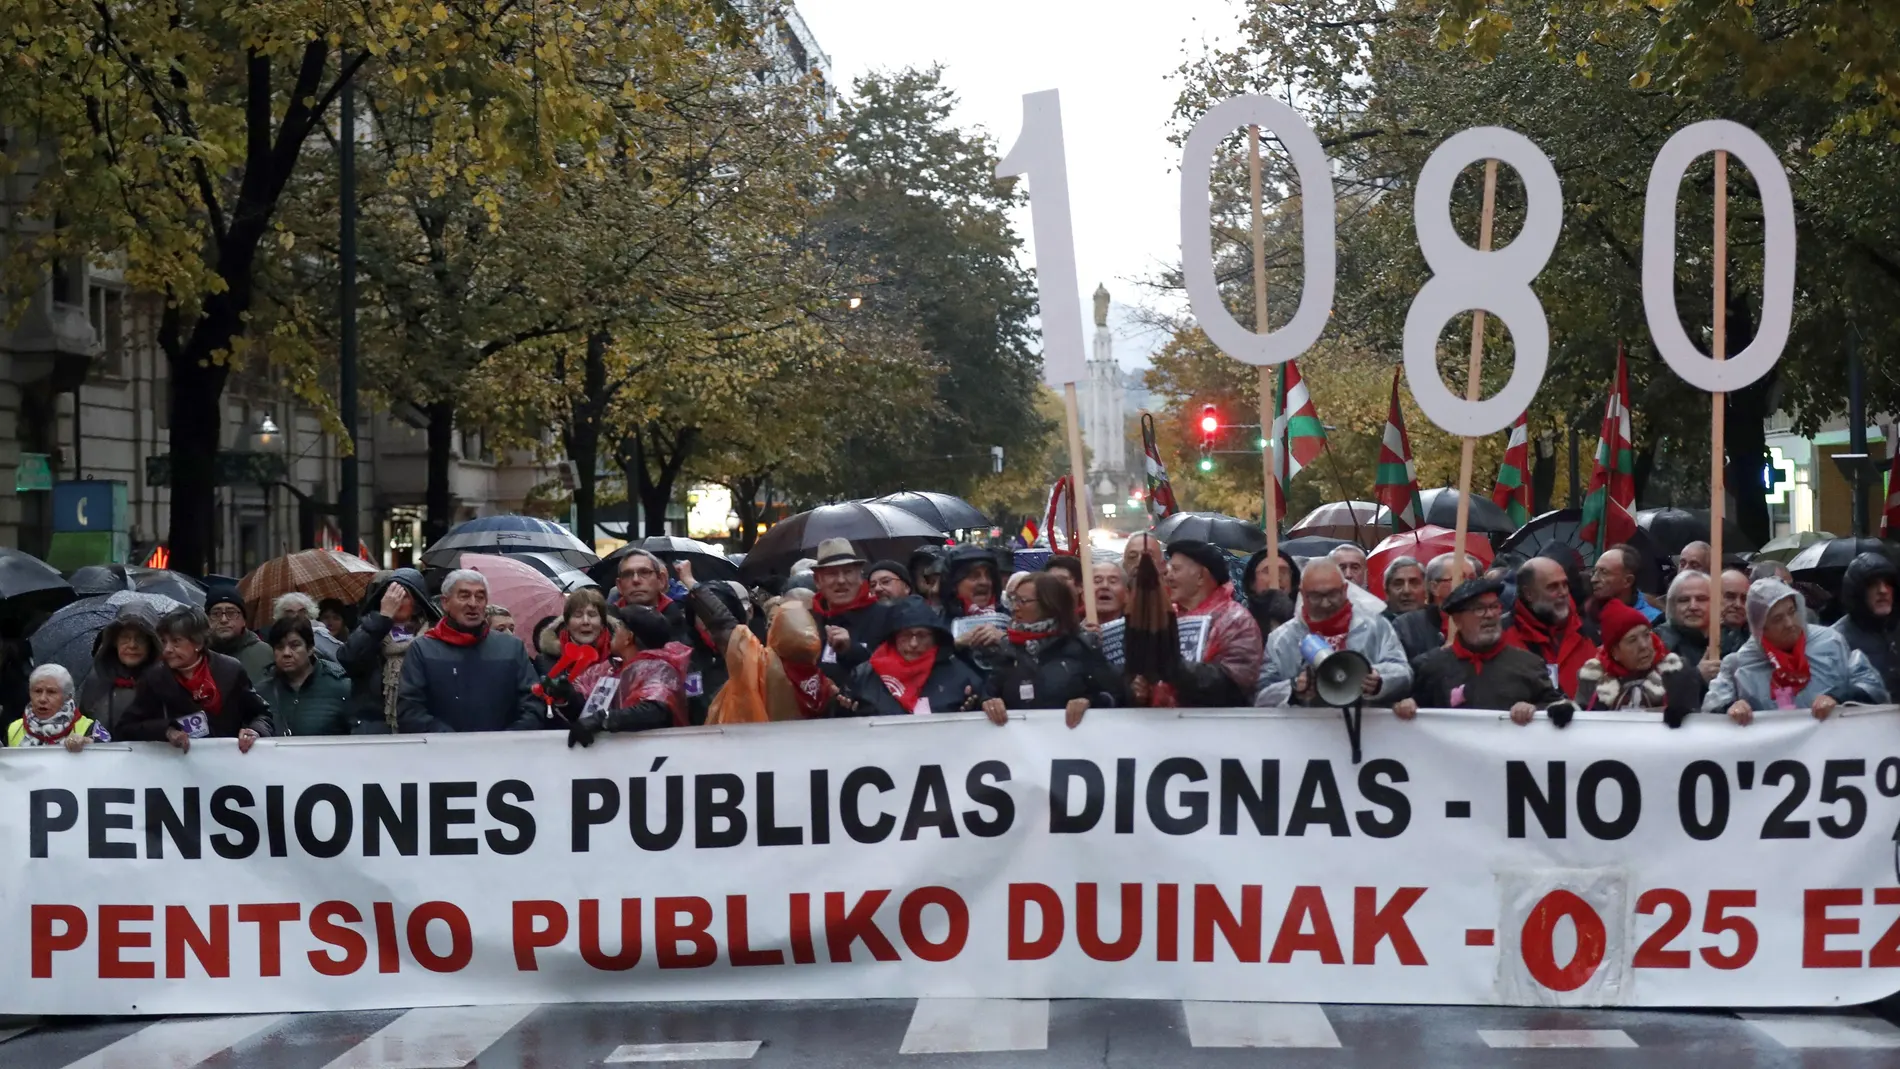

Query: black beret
1443;576;1506;615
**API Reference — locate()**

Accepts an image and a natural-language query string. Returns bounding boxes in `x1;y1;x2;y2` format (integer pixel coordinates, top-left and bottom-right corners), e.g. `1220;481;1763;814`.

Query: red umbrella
462;553;566;642
1368;525;1494;598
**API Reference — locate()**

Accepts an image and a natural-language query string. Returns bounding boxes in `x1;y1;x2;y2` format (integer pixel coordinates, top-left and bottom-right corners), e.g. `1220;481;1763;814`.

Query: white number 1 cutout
997;89;1087;387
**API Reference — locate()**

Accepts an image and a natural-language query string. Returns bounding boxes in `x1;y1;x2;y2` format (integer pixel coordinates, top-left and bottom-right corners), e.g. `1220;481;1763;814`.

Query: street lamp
253;413;280;451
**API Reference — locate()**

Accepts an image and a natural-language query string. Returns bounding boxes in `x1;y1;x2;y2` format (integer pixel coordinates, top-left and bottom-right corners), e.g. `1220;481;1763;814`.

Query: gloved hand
567;712;603;749
1547;701;1576;729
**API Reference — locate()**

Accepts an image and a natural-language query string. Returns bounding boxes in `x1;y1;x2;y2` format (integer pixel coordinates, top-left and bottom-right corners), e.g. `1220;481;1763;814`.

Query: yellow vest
6;714;99;747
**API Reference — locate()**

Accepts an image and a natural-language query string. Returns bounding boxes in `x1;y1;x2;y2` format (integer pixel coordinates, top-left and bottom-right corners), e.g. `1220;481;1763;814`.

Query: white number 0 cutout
1402;127;1564;437
1641;120;1795;393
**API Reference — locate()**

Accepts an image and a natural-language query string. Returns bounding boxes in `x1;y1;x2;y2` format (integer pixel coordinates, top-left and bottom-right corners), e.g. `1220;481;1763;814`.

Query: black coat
1410;644;1566;711
986;633;1127;710
1573;652;1705;726
119;651;275;741
842;650;989;717
813;596;887;685
1393;606;1447;662
341;569;437;735
1832;552;1900;697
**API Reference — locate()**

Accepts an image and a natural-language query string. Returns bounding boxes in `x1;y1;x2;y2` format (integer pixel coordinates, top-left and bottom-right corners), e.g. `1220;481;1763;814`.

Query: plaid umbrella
239;549;381;627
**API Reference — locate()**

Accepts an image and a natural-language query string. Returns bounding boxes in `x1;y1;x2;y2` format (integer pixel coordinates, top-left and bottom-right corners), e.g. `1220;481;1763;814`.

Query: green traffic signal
1198;457;1214;472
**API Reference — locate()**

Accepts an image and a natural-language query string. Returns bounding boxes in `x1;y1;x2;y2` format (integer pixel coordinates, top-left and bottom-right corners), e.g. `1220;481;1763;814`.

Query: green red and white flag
1881;433;1900;538
1272;360;1327;511
1491;411;1532;527
1375;370;1425;534
1579;346;1638;553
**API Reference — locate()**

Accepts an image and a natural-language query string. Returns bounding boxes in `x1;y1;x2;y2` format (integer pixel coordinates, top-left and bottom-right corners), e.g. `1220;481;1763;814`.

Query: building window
87;285;125;375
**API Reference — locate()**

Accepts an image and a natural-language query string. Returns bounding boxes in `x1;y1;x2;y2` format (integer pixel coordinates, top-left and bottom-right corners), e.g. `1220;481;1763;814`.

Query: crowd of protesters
5;531;1896;751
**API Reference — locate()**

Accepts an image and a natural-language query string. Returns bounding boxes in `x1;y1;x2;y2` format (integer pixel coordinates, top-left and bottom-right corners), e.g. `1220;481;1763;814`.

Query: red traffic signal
1199;404;1219;437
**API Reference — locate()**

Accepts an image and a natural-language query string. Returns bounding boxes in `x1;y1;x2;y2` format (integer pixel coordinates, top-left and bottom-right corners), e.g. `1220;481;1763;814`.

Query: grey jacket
1702;625;1888;713
395;626;545;733
1256;605;1411;707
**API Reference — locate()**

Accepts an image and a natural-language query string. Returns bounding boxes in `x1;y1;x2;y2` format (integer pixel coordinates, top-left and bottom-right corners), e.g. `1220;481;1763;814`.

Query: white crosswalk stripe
899;998;1049;1054
1182;1001;1342;1048
55;1015;287;1069
1478;1029;1637;1049
1740;1013;1900;1049
604;1041;763;1063
317;1005;538;1069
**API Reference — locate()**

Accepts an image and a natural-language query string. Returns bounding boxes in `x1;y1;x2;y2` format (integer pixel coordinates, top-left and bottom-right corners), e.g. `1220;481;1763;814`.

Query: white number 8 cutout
1402;127;1564;437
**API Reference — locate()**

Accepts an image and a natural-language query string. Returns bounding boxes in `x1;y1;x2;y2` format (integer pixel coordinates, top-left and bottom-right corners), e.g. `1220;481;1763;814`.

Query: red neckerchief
655;591;674;614
1601;632;1669;680
780;658;833;718
1303;600;1353;639
424;618;487;647
175;656;224;718
1451;633;1506;672
1511;599;1582;657
869;640;936;713
113;674;139;689
817;583;878;618
1762;630;1811;692
958;594;995;615
1007;625;1059;647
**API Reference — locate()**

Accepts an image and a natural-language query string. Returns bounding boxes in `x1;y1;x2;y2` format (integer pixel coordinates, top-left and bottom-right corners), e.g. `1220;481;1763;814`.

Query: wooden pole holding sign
1250;125;1280;576
1062;382;1099;627
1707;150;1728;662
1450;159;1500;585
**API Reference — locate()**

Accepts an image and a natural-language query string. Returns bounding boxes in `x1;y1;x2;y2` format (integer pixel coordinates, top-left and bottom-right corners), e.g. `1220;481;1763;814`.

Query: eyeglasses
208;607;246;620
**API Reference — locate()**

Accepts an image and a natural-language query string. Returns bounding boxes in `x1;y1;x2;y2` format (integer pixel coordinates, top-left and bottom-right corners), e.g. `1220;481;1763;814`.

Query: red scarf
113;675;139;689
780;659;833;718
1763;630;1811;692
868;641;936;713
957;595;996;615
655;591;674;615
1511;599;1582;656
817;582;878;618
1302;600;1353;644
1451;633;1506;671
424;618;487;647
1601;633;1669;680
174;657;223;719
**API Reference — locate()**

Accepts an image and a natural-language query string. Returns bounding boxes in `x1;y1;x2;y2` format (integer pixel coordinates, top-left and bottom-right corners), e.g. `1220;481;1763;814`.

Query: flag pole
1250;124;1281;576
1451;159;1500;584
1707;150;1728;663
1062;383;1100;628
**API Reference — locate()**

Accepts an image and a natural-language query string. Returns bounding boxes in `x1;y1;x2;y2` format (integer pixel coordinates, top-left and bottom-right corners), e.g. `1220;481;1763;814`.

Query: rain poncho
1703;580;1887;713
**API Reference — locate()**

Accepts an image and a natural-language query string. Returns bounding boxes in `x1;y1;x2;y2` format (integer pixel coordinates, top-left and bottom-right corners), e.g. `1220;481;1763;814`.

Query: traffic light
1198;456;1214;472
1199;404;1219;442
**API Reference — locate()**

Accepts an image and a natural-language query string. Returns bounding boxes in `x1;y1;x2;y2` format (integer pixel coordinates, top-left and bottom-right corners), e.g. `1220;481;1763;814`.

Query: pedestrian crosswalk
2;1000;1898;1067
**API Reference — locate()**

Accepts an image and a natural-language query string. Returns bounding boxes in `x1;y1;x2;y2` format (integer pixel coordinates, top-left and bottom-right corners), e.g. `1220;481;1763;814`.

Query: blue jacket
1702;625;1888;714
395;626;545;733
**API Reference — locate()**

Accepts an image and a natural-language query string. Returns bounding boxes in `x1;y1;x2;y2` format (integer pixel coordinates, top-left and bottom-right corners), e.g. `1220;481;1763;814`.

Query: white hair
1665;569;1712;626
1425;551;1485;584
1329;544;1368;563
29;663;75;700
272;592;319;621
440;569;489;599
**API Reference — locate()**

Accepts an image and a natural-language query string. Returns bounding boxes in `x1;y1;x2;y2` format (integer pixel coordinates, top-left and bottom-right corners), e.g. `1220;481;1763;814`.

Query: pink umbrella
461;553;566;644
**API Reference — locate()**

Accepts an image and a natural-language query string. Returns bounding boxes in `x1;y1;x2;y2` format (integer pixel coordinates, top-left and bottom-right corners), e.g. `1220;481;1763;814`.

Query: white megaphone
1301;633;1372;763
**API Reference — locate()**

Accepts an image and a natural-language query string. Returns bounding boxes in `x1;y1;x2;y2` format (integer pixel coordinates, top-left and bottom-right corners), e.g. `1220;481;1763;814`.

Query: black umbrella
0;548;76;625
421;514;597;570
1787;538;1897;586
591;536;740;587
1279;535;1353;558
69;564;207;607
1636;507;1756;559
1152;512;1266;555
29;591;184;685
873;491;991;534
1499;509;1667;593
741;502;945;579
1416;488;1515;534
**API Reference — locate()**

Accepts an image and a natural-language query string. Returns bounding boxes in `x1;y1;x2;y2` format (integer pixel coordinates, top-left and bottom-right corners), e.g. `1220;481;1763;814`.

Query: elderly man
1721;565;1751;634
395;569;542;733
1257;560;1409;707
1164;539;1265;705
205;584;273;684
1752;559;1823;623
1381;556;1426;619
1397;578;1572;725
1092;562;1128;625
1123;532;1165;578
1833;552;1900;696
810;538;887;683
1591;543;1663;625
1329;544;1371;589
1708;579;1886;723
1503;556;1594;696
1391;551;1485;661
1655;570;1741;683
611;549;671;610
1676;541;1712;579
867;560;914;603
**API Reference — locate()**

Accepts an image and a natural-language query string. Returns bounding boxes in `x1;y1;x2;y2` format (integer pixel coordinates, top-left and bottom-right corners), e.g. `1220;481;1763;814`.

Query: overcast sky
795;0;1240;370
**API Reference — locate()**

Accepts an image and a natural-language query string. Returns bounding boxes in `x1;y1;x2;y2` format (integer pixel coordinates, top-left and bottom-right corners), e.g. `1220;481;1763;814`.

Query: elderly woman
76;604;160;735
120;606;273;752
7;665;111;749
983;574;1125;729
1705;579;1888;724
273;592;341;662
254;617;352;736
1574;599;1702;725
534;588;618;723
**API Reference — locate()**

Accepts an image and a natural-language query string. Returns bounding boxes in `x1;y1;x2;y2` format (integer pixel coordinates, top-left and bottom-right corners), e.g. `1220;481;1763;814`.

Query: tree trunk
726;474;773;551
565;332;609;544
636;425;699;537
165;351;230;576
1723;294;1773;548
1530;431;1557;514
424;400;455;546
1632;435;1659;503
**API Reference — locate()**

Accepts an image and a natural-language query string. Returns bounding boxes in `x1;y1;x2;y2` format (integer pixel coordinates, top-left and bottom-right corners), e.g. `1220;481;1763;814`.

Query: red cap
1598;598;1649;652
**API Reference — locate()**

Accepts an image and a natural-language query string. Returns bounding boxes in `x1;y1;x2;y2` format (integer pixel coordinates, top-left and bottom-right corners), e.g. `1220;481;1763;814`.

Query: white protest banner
4;708;1899;1015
